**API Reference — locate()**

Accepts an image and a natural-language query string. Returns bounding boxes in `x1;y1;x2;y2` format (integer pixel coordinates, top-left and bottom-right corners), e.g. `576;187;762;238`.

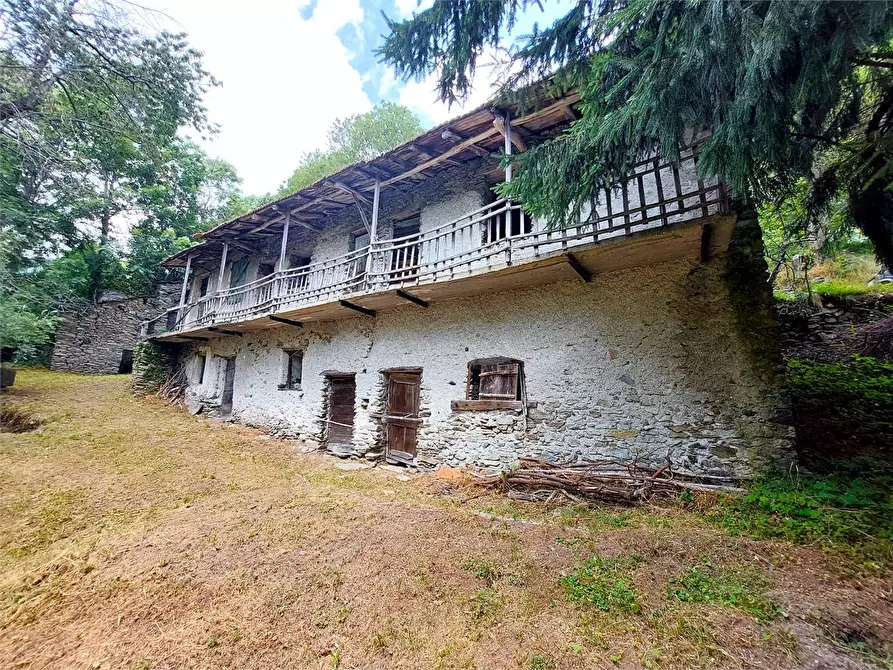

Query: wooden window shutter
478;363;519;400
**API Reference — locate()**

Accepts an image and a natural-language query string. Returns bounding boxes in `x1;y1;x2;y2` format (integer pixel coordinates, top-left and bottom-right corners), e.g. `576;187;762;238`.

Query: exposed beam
332;180;370;205
566;253;592;282
396;289;429;308
208;327;243;337
442;129;490;157
493;112;527;152
269;315;303;328
339;299;376;317
178;335;210;342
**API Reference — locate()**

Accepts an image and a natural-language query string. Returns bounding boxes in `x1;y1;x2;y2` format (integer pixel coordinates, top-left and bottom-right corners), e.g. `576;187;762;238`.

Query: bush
710;459;893;567
787;355;893;444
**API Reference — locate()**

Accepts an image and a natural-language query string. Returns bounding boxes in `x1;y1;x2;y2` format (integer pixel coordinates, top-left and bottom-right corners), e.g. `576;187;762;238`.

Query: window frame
452;357;526;412
280;349;303;391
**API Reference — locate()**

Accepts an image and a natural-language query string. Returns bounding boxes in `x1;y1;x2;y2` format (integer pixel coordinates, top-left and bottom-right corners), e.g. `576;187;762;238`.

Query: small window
467;358;522;400
349;228;370;252
281;350;303;390
194;354;206;384
199;276;210;297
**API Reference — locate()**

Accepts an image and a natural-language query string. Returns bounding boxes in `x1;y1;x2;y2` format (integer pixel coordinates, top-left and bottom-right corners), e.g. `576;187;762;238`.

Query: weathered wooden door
220;357;236;415
325;375;356;454
384;372;422;465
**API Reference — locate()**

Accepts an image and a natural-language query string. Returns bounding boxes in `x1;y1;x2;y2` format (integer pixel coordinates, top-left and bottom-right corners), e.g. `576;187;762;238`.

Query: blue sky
138;0;569;195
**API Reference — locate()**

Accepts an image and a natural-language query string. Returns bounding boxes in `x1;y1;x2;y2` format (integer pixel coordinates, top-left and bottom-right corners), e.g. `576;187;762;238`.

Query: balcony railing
142;147;725;338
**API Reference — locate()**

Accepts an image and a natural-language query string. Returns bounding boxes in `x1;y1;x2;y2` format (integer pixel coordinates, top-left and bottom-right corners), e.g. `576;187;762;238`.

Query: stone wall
179;227;793;479
50;284;179;375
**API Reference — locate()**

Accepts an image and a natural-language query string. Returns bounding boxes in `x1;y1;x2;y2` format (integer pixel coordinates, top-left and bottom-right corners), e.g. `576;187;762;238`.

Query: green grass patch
667;564;781;622
560;554;645;613
812;280;893;297
709;460;893;568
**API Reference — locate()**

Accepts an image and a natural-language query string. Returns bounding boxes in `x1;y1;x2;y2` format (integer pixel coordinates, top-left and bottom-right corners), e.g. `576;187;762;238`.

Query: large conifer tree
380;0;893;266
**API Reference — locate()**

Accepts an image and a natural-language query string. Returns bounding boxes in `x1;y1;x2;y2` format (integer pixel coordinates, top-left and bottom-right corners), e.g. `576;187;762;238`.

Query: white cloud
137;0;372;194
395;51;502;126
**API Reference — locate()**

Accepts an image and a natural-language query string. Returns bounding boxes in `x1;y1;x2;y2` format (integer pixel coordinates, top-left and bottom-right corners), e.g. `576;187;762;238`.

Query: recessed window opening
199;276;210;297
258;262;276;279
195;354;206;384
467;357;523;401
281;350;303;390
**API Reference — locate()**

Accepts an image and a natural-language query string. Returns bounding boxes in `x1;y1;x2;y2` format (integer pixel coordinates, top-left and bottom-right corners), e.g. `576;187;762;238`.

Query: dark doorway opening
323;373;356;456
118;349;133;374
220;357;236;416
384;369;422;465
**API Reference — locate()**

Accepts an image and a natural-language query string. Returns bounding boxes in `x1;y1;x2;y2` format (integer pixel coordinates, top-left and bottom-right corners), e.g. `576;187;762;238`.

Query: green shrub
710;460;893;567
787;355;893;443
667;565;781;622
560;554;645;613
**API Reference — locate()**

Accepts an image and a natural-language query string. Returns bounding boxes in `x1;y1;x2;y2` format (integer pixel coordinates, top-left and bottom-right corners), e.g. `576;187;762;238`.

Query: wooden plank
451;400;524;411
339;299;376;317
208;327;243;337
395;289;428;308
269;315;303;328
566;253;592;282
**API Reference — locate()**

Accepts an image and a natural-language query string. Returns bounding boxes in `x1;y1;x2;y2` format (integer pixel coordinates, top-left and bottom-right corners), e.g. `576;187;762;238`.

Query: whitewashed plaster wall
183;255;793;478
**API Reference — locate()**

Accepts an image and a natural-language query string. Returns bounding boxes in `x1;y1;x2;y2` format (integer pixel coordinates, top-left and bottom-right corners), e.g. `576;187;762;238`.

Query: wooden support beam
208;327;243;337
178;255;193;309
269;315;303;328
339;299;376;317
566;253;592;282
561;105;578;123
493;112;527;152
332;180;370;205
178;335;210;342
396;289;429;308
441;129;490;157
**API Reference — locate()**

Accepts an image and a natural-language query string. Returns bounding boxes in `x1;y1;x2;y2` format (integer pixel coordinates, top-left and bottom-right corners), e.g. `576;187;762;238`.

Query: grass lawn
1;371;891;669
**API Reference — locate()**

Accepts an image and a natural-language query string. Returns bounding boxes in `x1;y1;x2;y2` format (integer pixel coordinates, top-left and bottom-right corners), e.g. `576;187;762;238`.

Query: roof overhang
162;87;581;268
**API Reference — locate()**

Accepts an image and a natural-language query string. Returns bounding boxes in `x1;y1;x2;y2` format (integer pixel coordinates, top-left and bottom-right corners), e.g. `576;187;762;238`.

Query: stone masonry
51;284;179;375
177;234;794;479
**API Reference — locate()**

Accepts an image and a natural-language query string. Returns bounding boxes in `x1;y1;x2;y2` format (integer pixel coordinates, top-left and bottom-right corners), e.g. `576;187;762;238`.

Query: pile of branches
156;365;187;405
474;458;744;504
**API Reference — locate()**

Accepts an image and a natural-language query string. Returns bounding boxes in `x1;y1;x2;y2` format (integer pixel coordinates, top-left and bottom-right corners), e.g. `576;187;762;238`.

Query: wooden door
384;372;422;465
325;375;356;453
220;357;236;415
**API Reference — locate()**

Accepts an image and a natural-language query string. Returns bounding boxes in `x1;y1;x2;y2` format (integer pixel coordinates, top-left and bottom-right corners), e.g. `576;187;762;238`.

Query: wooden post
276;213;290;302
178;254;193;325
216;242;229;292
277;213;290;271
364;177;381;282
504;111;513;183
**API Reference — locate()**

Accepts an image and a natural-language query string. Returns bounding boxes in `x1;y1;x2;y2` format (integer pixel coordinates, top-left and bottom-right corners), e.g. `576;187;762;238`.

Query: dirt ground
1;371;891;670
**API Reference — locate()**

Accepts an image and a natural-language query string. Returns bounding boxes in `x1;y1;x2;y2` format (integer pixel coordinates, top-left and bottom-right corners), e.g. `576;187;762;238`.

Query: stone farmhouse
136;89;793;478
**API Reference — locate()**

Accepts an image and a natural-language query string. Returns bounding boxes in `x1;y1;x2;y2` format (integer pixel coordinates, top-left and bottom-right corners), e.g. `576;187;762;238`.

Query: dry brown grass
0;371;890;670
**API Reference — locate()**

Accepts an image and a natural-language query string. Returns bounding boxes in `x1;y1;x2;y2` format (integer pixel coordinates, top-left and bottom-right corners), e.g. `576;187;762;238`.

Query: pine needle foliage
379;0;893;265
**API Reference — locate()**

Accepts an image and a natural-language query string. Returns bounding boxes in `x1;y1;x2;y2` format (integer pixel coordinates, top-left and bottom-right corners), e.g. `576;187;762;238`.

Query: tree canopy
280;102;423;195
379;0;893;267
0;0;241;356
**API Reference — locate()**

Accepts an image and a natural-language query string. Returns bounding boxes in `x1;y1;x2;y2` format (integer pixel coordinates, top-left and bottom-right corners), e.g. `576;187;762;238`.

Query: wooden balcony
143;148;730;341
